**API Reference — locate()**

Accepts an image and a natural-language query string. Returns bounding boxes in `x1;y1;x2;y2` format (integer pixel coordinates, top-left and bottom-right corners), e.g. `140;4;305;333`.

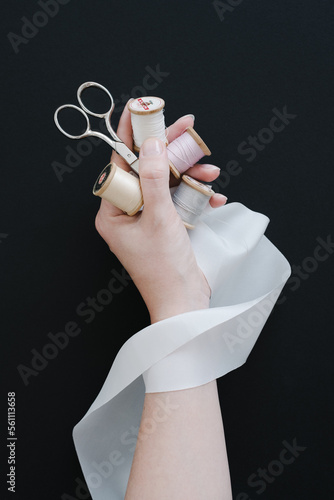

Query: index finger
166;115;195;143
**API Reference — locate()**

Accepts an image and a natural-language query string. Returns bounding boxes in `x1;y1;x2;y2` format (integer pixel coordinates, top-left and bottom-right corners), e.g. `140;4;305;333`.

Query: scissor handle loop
77;81;115;118
54;104;91;140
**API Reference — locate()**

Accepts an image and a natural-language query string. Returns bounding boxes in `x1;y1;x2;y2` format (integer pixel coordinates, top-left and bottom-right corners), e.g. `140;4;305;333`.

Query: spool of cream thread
167;127;211;175
128;96;180;179
93;162;143;216
172;175;214;229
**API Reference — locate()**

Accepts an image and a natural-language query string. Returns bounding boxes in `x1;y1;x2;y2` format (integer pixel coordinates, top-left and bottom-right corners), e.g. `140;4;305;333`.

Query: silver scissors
54;82;139;175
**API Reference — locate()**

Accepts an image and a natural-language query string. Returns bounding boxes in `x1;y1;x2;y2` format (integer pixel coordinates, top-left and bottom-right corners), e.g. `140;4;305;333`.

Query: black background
1;1;334;499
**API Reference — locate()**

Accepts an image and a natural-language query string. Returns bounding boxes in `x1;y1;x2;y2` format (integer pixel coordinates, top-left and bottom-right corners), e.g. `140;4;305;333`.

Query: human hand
95;104;227;323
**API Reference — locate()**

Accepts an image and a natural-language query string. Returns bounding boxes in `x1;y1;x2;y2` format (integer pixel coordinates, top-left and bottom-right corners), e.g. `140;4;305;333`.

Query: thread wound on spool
128;97;167;148
128;96;180;179
167;127;211;175
93;162;143;216
172;175;214;229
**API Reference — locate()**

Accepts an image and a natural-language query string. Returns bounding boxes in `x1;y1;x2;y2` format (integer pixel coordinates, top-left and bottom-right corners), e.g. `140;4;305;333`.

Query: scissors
54;82;139;175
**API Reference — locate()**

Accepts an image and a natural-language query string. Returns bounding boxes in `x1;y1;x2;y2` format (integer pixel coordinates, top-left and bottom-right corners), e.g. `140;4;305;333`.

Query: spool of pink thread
167;127;211;175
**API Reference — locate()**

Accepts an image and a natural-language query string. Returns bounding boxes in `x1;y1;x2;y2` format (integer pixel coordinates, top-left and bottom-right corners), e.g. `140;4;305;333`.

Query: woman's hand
95;105;227;323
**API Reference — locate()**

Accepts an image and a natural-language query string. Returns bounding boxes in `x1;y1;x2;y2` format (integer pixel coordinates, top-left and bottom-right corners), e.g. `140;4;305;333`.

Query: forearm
125;380;232;500
94;112;231;498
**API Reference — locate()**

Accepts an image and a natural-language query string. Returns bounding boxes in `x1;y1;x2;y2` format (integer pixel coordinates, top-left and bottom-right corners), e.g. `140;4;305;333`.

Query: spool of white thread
128;97;167;148
167;127;211;175
128;96;180;178
93;163;143;216
172;175;214;229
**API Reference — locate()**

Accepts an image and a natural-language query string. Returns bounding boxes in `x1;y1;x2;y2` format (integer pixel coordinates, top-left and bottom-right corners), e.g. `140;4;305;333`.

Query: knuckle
140;162;168;181
95;211;104;236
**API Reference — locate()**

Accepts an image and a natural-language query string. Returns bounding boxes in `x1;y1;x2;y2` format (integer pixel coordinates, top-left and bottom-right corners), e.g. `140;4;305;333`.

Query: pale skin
95;104;233;499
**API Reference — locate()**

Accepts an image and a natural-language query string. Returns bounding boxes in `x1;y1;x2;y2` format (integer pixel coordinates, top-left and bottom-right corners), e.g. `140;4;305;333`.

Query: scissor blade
129;159;140;175
113;142;139;175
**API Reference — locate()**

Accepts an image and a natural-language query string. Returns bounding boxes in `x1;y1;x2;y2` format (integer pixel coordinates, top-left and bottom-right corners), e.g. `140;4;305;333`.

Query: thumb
139;138;173;219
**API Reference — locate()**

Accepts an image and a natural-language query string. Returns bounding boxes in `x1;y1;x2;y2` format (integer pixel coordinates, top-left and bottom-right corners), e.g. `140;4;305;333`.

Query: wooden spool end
185;127;211;156
93;163;115;196
127;97;165;115
182;175;214;197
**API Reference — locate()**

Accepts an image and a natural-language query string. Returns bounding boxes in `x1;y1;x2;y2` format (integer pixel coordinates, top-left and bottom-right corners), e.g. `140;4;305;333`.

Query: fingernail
183;114;195;122
217;194;228;202
200;164;221;172
141;138;164;156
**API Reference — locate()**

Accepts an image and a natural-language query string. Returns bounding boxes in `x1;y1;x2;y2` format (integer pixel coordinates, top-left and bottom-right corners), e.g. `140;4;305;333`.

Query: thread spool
93;162;143;216
167;127;211;175
128;97;167;149
172;175;214;229
128;96;180;179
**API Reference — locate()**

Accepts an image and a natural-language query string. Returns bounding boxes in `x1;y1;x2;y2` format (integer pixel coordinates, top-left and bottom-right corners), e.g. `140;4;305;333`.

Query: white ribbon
72;202;291;500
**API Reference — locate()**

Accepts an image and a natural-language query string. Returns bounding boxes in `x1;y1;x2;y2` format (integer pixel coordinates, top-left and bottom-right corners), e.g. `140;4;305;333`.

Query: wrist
148;289;210;324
